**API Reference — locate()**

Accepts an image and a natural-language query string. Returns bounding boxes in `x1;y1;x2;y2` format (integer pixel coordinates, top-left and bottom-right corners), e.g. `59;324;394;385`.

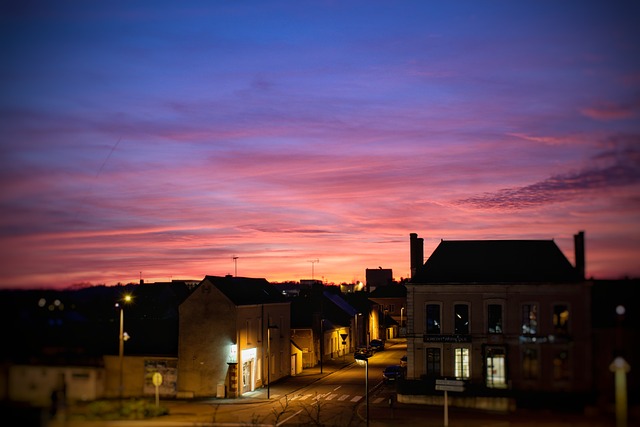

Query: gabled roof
323;291;358;317
411;240;580;283
202;275;287;305
369;284;407;298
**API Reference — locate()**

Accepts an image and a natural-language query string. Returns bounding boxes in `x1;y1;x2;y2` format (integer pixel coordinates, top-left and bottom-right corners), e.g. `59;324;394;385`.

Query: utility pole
233;255;239;277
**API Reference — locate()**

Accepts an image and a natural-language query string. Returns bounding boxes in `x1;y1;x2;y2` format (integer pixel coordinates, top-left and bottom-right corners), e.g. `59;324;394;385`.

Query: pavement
19;339;629;426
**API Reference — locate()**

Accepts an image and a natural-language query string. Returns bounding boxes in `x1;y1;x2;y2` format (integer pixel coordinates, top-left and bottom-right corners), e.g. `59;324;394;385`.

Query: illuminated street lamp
116;294;132;400
354;352;370;427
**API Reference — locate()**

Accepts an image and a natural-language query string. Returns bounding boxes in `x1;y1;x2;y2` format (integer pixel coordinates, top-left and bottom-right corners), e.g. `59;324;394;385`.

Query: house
365;268;393;292
405;231;593;409
290;284;361;369
368;284;407;339
177;275;291;398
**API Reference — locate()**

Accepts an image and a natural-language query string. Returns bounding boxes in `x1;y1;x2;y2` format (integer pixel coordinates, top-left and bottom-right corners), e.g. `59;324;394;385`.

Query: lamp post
116;294;132;400
400;307;405;337
319;318;324;374
355;313;361;349
355;353;369;427
267;324;279;399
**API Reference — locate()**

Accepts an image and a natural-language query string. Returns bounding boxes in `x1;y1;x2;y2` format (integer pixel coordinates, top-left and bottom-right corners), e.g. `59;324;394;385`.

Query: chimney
410;233;424;278
574;231;585;280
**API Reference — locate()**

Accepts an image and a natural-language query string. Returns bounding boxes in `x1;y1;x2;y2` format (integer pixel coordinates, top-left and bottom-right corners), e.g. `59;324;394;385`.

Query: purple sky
1;1;639;289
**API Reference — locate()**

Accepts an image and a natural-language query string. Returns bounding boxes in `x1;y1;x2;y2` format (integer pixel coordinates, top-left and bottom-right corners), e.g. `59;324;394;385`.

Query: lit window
454;348;470;379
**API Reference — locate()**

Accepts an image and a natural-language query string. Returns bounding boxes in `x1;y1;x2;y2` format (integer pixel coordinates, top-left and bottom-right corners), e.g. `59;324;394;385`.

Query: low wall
397;392;515;413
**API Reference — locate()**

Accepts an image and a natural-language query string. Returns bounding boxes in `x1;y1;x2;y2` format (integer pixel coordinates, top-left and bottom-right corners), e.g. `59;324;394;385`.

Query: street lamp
319;318;325;374
267;324;279;399
116;294;132;400
355;313;361;349
354;353;369;427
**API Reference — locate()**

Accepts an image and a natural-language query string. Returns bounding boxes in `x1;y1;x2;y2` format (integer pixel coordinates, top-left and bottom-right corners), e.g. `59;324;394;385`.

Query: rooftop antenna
308;259;319;280
233;255;239;277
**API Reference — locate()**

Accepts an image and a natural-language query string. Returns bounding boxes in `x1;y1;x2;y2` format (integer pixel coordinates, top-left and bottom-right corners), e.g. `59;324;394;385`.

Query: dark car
369;339;385;352
355;346;373;359
382;365;404;383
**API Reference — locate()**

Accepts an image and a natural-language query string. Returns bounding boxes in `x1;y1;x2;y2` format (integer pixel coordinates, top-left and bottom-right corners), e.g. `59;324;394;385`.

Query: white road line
298;393;313;400
325;393;337;400
351;395;362;402
338;394;350;401
373;397;385;404
276;409;303;427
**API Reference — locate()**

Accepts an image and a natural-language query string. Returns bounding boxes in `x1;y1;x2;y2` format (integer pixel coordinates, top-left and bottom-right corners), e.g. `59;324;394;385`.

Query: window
454;348;470;379
521;303;538;335
553;350;570;381
522;347;539;380
426;348;441;377
485;347;507;388
426;304;441;334
454;304;469;334
488;304;503;334
553;304;569;335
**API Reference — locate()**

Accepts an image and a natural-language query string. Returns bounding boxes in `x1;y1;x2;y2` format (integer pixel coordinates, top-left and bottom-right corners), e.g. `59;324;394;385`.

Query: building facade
406;232;593;399
177;276;290;398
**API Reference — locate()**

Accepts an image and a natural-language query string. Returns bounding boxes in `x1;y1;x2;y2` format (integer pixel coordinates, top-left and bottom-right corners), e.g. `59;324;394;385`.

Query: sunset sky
1;1;639;289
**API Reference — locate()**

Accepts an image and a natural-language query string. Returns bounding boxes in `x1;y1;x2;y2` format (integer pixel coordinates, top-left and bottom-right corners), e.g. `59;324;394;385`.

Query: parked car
400;354;407;367
355;346;373;359
382;365;404;383
369;339;385;352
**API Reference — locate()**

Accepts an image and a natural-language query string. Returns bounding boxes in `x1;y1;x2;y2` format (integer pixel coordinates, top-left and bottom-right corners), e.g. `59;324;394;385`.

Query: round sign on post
152;372;163;386
152;372;163;407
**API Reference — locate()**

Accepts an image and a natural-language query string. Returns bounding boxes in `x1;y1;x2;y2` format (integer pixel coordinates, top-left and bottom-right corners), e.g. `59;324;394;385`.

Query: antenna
308;259;319;280
233;255;239;277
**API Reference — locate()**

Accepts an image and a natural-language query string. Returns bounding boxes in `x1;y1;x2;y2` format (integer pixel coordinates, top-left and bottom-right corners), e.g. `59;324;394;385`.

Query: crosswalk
271;393;386;405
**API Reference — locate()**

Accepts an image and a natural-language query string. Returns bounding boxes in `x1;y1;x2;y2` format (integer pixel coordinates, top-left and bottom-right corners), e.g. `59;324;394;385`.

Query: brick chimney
410;233;424;278
574;231;585;280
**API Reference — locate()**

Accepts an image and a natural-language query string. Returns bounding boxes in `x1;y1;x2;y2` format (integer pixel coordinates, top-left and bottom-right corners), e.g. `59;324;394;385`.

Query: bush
85;399;168;420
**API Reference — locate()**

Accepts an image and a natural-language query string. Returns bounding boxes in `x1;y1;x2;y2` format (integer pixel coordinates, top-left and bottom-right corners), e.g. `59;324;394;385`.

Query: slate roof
411;240;581;283
202;275;287;305
369;284;407;298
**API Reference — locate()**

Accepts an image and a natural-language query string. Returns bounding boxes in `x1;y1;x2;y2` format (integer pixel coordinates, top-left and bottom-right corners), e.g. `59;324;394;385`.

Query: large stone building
405;232;593;403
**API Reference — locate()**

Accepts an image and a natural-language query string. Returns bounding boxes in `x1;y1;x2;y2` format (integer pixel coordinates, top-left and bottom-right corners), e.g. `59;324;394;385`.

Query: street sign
152;372;163;386
435;379;464;387
435;379;466;427
435;384;465;392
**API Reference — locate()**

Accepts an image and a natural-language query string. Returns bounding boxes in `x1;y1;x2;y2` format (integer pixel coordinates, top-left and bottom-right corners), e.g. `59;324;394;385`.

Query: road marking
276;409;302;427
298;394;313;401
373;397;385;404
333;385;342;391
351;395;362;402
338;394;350;401
325;394;337;400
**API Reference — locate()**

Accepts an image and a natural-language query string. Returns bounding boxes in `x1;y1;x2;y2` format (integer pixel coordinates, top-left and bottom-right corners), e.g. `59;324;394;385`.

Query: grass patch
82;398;169;420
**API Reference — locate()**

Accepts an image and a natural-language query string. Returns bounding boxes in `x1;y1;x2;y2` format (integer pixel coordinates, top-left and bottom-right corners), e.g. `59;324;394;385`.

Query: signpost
435;379;465;427
152;372;163;408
